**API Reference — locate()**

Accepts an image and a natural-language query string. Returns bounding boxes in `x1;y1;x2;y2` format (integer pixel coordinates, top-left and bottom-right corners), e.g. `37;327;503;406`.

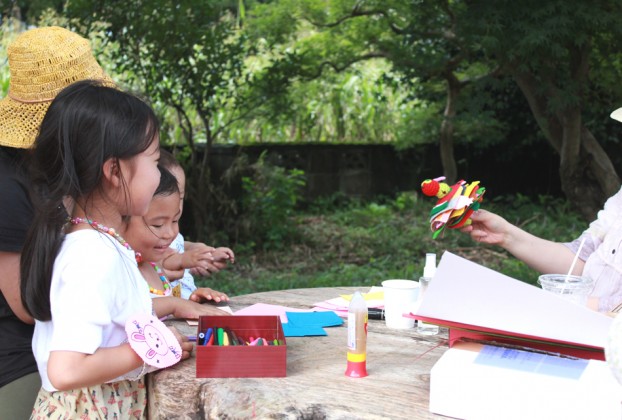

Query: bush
238;152;306;250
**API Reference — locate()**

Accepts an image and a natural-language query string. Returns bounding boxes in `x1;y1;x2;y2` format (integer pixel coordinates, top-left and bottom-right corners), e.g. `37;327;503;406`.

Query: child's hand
168;297;231;319
189;246;235;277
181;244;217;270
161;245;219;275
161;248;185;281
190;287;229;304
214;247;235;264
168;326;193;361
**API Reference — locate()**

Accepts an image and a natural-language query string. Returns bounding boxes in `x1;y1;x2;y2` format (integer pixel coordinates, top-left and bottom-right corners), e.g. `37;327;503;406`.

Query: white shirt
168;232;197;299
33;230;152;391
565;187;622;312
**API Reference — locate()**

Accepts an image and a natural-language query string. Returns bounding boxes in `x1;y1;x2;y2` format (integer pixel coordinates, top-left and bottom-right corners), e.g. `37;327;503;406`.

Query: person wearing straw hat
0;26;112;419
462;110;622;314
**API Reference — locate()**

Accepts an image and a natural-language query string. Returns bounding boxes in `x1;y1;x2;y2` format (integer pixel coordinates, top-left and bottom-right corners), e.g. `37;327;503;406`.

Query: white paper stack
431;341;622;420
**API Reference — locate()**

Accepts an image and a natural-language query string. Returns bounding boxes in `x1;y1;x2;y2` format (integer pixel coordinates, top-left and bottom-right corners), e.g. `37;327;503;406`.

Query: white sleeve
585;187;622;241
564;187;622;260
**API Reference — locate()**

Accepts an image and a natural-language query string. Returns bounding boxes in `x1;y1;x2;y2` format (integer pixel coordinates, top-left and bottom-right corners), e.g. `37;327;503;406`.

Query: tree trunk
513;72;620;221
439;73;460;184
560;126;620;220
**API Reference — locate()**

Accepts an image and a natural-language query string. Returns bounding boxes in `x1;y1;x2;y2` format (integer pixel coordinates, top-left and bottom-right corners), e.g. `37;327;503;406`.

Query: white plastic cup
537;274;594;306
381;279;420;329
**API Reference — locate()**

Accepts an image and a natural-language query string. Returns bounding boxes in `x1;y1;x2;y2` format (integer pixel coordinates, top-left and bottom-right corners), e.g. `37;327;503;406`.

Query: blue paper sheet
286;311;344;328
282;323;327;337
281;311;344;337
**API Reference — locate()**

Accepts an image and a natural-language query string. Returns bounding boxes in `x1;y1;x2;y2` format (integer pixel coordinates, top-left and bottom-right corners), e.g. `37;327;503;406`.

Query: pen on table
368;308;385;320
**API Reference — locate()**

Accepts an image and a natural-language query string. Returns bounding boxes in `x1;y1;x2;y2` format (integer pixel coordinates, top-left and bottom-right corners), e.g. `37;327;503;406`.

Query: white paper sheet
413;251;612;349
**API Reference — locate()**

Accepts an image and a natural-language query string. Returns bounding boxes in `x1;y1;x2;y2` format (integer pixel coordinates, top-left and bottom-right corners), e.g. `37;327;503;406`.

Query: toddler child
122;165;230;317
158;149;235;301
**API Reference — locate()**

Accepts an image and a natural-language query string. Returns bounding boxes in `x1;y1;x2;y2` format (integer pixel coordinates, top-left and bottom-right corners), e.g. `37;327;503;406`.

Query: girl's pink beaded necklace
68;217;143;263
69;217;173;296
68;217;172;296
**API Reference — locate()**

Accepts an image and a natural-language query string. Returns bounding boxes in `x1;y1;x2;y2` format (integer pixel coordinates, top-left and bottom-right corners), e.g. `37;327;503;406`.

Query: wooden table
147;287;450;419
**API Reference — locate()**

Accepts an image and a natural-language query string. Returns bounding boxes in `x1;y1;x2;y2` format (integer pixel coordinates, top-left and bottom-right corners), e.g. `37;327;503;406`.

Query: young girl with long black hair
20;80;192;418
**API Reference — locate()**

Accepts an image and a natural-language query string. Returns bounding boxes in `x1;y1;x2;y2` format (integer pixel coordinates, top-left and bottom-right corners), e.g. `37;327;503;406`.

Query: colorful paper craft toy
421;176;486;239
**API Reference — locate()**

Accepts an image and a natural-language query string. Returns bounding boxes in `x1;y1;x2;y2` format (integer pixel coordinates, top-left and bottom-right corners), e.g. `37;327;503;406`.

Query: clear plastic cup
537;274;593;306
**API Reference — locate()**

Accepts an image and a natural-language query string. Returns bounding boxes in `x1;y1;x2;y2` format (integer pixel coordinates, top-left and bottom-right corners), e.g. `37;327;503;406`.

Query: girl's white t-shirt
32;230;152;391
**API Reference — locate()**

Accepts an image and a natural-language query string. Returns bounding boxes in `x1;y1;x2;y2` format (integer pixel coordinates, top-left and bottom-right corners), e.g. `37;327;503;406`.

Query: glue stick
345;291;368;378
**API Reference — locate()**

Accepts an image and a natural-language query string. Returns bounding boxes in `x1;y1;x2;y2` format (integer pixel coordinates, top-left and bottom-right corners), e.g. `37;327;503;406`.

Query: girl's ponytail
20;195;68;320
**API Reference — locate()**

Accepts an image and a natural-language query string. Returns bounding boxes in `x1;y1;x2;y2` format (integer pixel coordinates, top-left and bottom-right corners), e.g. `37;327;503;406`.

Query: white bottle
417;253;439;335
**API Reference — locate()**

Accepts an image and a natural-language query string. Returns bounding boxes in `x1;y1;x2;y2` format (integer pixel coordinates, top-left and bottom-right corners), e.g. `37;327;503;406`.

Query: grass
195;192;587;297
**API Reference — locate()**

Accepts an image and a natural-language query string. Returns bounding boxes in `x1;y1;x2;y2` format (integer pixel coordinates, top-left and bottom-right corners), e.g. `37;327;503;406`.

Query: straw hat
0;26;113;149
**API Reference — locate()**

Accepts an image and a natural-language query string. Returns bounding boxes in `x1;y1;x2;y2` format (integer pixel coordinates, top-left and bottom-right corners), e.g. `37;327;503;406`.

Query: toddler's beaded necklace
149;262;172;296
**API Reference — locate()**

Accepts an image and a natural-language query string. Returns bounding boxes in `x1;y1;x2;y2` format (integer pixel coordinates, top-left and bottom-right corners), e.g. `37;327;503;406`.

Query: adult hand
460;209;510;247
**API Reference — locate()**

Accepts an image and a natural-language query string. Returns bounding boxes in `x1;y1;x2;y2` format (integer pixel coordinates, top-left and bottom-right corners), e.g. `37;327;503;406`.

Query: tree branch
300;52;389;80
305;7;409;35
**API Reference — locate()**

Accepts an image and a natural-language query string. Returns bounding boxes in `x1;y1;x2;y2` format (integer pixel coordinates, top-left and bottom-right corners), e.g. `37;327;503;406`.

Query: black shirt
0;146;37;388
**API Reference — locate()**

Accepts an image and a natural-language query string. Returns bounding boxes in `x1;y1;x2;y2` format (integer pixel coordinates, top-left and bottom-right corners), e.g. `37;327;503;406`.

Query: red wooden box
195;315;287;378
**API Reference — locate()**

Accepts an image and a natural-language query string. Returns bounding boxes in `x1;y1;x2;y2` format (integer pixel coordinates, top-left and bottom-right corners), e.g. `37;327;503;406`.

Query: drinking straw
565;237;586;282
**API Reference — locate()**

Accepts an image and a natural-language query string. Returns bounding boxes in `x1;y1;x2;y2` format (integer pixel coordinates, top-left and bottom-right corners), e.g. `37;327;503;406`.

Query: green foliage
229;63;421;144
4;0;622;234
199;193;585;296
0;17;23;96
246;0;506;150
464;0;622;123
239;152;306;250
392;191;417;212
60;0;262;243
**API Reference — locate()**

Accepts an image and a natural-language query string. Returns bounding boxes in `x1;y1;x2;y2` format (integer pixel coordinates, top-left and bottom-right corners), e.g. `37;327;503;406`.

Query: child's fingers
202;261;229;274
216;247;235;260
216;292;229;302
180;341;194;360
190;266;210;277
210;249;234;263
191;288;230;303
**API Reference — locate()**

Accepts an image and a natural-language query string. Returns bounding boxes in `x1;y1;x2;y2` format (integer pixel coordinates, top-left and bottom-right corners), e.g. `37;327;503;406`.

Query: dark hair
155;164;180;197
158;149;182;172
141;165;181;240
20;80;160;320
